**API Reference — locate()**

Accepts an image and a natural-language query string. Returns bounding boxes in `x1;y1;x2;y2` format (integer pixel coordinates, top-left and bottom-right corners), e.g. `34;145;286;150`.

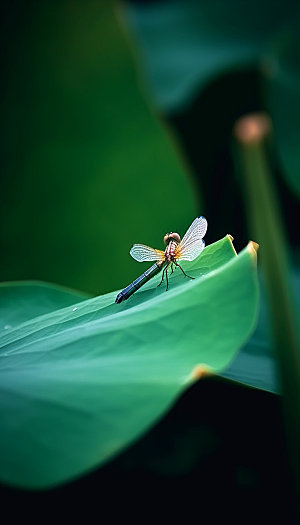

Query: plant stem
234;113;300;515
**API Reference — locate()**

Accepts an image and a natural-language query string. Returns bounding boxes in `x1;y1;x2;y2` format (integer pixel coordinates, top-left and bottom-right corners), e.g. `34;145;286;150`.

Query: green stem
234;113;300;514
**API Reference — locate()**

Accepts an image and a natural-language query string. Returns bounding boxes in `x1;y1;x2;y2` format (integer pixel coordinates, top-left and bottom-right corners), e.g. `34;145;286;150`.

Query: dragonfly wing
130;244;165;262
177;239;205;261
177;216;207;261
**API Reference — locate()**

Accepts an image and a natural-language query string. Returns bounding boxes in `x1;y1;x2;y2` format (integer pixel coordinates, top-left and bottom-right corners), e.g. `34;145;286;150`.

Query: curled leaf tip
247;241;259;258
226;234;237;255
189;364;212;382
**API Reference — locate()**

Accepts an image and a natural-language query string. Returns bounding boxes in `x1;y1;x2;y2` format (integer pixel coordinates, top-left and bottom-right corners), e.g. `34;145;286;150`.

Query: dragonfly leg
158;265;167;287
158;263;170;288
171;263;174;274
174;261;194;280
165;267;169;291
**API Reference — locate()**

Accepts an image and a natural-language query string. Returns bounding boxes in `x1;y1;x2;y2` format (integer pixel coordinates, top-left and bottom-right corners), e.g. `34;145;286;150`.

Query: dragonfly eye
164;232;181;245
169;232;181;243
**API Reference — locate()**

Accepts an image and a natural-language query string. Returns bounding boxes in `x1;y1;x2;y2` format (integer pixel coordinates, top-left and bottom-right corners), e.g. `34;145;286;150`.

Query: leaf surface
0;237;258;488
0;281;89;328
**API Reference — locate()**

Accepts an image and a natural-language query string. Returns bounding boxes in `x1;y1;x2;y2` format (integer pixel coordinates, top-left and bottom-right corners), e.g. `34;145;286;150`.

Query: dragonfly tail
115;262;164;303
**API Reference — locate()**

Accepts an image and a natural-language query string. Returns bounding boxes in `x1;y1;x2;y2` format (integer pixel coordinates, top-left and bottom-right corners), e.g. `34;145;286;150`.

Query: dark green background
0;1;195;295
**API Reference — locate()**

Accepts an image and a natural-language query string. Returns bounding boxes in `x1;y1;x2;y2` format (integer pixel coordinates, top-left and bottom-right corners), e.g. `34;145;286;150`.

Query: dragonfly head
163;232;181;245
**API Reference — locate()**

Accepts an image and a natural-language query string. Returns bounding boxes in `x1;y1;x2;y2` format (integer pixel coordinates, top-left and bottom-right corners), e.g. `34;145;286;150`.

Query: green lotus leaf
0;236;258;489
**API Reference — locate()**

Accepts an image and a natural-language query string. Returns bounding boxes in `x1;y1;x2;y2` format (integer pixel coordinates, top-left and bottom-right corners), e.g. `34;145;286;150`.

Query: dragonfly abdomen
115;262;163;304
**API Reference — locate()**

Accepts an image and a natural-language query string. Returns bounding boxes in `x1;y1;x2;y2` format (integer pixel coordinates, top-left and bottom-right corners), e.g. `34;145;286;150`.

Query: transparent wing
177;216;207;261
176;239;205;261
130;244;165;262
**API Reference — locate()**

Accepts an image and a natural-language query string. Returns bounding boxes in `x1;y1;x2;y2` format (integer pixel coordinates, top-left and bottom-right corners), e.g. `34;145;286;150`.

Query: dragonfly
115;216;207;304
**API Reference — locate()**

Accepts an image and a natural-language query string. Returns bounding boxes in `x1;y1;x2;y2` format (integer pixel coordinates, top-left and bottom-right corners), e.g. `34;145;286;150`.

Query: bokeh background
1;0;299;296
0;1;197;295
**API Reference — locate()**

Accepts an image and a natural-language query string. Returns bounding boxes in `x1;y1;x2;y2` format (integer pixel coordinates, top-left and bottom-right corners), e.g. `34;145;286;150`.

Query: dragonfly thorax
164;232;181;261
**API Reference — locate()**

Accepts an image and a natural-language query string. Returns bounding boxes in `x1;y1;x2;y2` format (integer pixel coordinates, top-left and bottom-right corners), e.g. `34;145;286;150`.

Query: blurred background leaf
123;0;288;111
263;13;300;198
0;0;196;295
222;270;300;393
122;0;300;246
